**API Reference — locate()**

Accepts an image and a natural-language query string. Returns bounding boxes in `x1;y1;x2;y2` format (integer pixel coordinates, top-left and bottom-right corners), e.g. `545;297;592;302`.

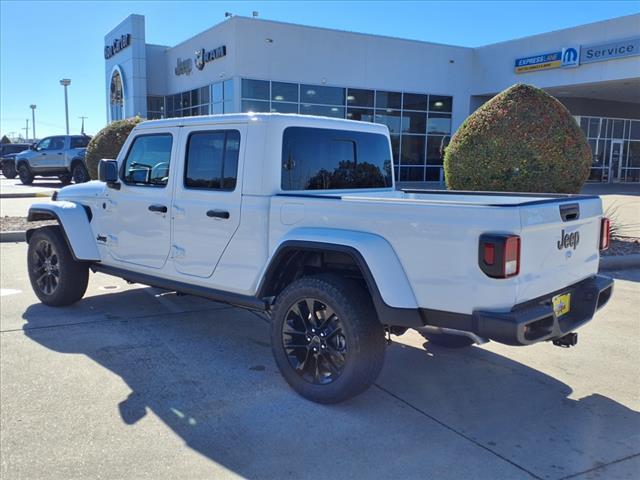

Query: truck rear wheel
72;163;89;183
18;164;34;185
2;162;17;179
419;331;475;348
27;226;89;306
270;275;386;403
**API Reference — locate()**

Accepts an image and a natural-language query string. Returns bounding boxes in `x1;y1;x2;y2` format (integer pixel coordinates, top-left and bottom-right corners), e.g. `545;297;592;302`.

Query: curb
0;191;54;199
0;231;26;243
599;254;640;271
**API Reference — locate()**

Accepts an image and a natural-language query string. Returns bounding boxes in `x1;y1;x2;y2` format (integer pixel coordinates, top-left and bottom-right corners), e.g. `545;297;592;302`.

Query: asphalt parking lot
1;242;638;479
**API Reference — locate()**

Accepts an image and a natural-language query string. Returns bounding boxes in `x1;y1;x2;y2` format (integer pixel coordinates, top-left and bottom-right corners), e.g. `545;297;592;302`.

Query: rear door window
184;130;240;190
281;127;393;190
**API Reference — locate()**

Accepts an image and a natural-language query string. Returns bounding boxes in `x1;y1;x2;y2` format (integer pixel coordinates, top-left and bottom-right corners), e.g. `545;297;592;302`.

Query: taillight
479;234;521;279
600;218;610;251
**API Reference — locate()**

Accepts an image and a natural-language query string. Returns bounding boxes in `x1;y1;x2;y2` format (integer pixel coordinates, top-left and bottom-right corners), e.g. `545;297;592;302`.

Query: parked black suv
1;143;32;179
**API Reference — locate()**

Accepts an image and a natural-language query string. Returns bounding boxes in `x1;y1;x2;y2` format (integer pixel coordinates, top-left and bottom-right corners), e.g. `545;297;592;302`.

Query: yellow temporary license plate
552;293;571;317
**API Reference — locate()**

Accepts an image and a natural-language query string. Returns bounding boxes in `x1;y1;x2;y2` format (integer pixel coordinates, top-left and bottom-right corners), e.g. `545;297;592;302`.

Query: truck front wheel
18;164;34;185
270;275;386;403
27;226;89;306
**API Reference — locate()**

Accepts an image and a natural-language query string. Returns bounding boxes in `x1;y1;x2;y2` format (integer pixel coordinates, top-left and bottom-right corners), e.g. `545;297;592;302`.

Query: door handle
206;209;230;219
148;204;168;213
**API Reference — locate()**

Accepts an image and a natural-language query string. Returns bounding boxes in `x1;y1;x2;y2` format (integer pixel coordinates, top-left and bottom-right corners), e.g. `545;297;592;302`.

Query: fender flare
258;228;423;328
27;201;100;261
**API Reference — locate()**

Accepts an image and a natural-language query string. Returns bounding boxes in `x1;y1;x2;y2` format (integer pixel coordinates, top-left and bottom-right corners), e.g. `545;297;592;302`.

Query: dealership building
104;13;640;184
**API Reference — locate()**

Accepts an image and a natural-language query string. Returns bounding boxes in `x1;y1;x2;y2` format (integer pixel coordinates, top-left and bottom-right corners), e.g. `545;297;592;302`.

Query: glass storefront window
300;104;344;118
400;167;424;181
401;136;426;166
403;93;428;111
427;135;449;165
429;96;452;112
427;114;451;134
374;110;401;135
272;82;298;103
376;91;402;110
212;83;224;103
401;111;427;134
426;166;442;182
631;121;640;140
612;120;625;139
241;99;269;113
300;84;345;105
271;102;298;114
347;108;374;122
242;79;269;100
347;89;374;107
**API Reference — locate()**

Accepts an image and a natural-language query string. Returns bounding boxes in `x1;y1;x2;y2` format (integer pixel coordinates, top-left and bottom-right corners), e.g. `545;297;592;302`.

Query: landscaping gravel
1;216;55;232
602;237;640;257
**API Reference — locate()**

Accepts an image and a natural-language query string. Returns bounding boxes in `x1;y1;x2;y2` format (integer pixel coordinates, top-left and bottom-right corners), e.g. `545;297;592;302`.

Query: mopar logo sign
561;47;580;68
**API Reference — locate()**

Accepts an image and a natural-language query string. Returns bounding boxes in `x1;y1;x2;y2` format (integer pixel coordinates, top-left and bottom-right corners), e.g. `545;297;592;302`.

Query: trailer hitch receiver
552;332;578;348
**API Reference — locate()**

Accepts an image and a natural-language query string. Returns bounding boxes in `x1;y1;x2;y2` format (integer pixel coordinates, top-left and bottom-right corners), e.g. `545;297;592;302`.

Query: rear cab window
281;127;393;191
71;136;90;148
122;134;173;186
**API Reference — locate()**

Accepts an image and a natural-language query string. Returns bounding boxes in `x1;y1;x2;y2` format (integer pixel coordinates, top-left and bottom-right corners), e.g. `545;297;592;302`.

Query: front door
171;125;246;278
609;140;624;183
100;129;178;269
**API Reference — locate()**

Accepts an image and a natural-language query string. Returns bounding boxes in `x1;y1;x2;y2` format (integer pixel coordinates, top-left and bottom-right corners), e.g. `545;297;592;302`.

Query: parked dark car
1;143;32;178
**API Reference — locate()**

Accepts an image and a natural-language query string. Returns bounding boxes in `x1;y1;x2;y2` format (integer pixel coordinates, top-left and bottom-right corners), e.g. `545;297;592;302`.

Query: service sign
514;51;562;73
580;37;640;64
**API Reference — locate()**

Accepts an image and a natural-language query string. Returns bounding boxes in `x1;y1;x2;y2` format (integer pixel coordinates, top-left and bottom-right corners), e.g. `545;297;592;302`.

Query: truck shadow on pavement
21;289;640;479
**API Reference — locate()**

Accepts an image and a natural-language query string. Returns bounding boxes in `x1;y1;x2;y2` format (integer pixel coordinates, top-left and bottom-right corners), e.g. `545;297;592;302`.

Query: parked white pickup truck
26;114;613;403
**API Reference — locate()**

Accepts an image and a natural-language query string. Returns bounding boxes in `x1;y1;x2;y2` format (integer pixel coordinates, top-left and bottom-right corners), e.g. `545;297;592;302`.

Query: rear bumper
421;275;614;346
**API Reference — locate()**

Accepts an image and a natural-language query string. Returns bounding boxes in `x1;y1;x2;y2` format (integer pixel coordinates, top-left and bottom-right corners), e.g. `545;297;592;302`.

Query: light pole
24;119;30;141
59;79;71;134
30;104;36;140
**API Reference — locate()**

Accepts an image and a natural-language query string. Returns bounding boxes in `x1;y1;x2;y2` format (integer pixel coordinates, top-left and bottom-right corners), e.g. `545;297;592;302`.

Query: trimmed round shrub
85;117;142;179
444;84;591;193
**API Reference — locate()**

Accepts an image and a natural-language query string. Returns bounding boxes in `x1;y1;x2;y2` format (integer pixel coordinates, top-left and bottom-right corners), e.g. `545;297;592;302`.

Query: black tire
71;162;89;183
27;226;89;306
2;162;17;179
271;275;386;404
59;173;72;185
18;163;34;185
419;331;475;348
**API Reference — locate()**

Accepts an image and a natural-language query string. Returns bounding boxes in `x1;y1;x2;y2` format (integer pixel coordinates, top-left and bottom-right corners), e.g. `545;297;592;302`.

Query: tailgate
516;197;603;303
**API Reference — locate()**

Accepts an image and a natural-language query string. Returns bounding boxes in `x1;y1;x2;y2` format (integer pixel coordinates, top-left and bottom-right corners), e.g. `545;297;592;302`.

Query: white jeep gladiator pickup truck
26;113;613;403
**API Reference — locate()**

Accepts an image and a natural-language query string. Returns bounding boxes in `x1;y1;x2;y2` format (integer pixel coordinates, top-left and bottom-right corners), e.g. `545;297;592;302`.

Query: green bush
85;117;142;179
444;84;591;193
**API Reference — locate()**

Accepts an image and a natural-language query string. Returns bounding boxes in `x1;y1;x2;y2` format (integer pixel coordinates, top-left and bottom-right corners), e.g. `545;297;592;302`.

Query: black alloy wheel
282;297;347;385
31;239;61;296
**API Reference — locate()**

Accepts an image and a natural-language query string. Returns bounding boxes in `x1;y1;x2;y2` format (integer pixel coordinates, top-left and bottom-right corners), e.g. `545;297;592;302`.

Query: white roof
137;113;390;135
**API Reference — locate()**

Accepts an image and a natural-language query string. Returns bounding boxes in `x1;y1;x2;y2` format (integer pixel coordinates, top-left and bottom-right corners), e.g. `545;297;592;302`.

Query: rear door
516;197;603;302
42;136;66;169
170;124;246;278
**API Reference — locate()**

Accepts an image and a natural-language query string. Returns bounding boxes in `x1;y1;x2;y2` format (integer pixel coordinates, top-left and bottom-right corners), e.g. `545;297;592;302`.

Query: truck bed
270;189;603;315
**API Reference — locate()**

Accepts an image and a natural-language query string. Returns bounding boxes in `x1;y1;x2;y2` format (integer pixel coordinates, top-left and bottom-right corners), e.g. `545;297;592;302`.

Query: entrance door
609;140;624;183
171;125;245;278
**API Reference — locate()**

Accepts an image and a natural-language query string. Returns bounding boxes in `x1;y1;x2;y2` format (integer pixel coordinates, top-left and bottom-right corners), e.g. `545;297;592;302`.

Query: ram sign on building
104;13;640;184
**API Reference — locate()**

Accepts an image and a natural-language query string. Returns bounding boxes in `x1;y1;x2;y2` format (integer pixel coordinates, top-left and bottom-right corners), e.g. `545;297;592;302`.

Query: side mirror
30;144;37;150
98;159;120;188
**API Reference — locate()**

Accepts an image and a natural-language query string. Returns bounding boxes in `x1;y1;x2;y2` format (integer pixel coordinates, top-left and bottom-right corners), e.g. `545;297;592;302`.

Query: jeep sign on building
104;13;640;183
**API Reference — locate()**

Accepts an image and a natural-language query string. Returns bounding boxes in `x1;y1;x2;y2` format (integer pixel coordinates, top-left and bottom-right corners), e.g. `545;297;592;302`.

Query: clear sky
1;1;638;140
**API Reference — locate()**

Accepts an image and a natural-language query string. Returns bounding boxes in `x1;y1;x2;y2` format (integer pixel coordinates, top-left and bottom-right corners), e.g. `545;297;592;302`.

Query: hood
56;180;106;201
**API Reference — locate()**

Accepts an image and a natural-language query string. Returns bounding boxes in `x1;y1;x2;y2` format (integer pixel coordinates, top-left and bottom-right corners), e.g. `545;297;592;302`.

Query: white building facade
104;14;640;184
